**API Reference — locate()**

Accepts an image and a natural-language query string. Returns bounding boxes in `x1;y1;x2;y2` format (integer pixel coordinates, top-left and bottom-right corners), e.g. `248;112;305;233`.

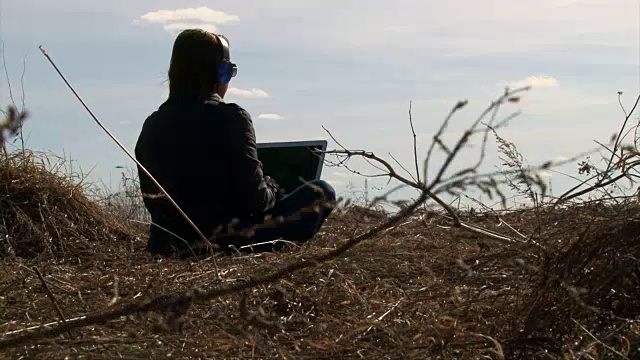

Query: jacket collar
164;92;223;105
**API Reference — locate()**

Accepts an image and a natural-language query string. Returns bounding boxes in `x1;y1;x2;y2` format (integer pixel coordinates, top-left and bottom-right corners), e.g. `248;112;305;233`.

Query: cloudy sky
1;0;639;205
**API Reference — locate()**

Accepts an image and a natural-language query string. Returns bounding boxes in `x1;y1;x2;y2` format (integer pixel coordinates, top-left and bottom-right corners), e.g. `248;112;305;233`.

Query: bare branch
388;152;418;183
554;92;640;204
0;33;16;108
427;86;531;192
605;93;640;173
20;53;26;112
408;101;421;183
557;160;640;204
424;99;469;182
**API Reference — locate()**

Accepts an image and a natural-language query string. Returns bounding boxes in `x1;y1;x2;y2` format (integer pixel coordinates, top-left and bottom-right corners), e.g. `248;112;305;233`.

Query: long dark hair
167;29;228;99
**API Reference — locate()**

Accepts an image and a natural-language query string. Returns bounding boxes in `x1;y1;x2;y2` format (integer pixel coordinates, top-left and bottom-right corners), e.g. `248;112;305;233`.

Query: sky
1;0;639;208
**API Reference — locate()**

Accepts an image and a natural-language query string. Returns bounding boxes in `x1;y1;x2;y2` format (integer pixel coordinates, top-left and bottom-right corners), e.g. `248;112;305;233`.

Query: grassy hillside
0;148;639;359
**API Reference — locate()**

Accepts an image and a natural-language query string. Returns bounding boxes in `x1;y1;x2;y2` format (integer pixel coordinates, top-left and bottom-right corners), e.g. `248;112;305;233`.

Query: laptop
257;140;327;194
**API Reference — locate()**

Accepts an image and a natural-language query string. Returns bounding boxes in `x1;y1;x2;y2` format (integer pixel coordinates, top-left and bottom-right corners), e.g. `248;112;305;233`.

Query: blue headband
214;34;237;84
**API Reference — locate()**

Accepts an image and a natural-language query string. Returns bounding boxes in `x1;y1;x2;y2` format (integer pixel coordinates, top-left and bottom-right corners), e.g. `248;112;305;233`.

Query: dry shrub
515;201;640;357
1;195;640;358
1;146;639;357
0;150;139;262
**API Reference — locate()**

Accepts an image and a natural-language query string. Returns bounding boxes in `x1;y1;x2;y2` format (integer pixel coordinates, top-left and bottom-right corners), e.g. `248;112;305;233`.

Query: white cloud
258;114;285;120
136;7;239;33
383;25;416;33
554;0;586;6
506;75;560;89
555;0;607;7
162;22;219;33
140;7;239;24
227;87;271;98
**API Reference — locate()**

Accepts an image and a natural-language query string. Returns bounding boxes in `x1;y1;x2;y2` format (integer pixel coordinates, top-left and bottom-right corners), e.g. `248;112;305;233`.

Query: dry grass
0;151;639;359
0;150;139;261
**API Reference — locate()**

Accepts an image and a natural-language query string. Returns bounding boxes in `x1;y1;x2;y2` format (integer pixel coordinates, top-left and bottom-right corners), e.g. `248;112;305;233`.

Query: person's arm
227;107;278;214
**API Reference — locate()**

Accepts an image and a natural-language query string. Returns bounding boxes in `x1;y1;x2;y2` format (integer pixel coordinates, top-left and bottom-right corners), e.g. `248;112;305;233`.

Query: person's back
136;94;271;255
135;29;336;257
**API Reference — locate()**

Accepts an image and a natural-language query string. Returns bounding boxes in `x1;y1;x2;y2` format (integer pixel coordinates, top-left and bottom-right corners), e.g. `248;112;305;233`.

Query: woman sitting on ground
134;29;336;257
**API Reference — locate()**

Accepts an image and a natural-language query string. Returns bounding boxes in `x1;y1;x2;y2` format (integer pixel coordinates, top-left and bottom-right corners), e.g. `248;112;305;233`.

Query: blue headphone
214;34;237;85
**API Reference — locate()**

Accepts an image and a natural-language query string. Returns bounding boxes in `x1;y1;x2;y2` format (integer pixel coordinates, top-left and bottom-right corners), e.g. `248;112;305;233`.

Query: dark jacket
134;93;277;255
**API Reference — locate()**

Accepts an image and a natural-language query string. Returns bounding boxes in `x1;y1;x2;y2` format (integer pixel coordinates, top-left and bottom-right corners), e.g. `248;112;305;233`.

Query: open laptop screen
257;141;327;194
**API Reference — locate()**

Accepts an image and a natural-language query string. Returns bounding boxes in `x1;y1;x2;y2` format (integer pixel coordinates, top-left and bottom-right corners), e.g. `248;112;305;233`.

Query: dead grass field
0;150;639;359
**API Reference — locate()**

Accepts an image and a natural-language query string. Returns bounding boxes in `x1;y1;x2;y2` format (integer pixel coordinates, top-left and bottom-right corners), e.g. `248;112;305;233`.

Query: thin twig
557;160;640;205
1;31;15;108
38;45;223;280
424;99;468;182
323;148;528;246
18;53;26;151
605;93;640;174
33;267;74;339
408;101;420;183
436;146;600;198
428;86;531;192
20;53;26;112
572;318;629;359
388;152;417;183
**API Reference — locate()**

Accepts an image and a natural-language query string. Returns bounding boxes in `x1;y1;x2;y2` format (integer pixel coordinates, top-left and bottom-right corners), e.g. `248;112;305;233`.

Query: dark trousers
216;179;336;254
